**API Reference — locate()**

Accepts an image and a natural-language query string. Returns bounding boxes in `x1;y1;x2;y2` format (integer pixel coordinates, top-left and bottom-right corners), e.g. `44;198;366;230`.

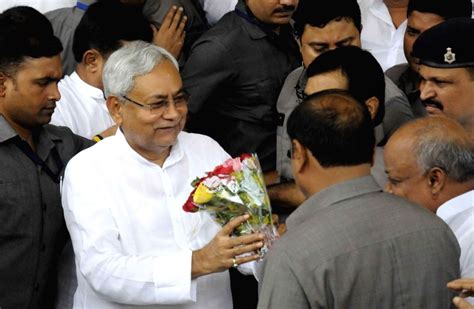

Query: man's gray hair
103;40;179;98
413;124;474;182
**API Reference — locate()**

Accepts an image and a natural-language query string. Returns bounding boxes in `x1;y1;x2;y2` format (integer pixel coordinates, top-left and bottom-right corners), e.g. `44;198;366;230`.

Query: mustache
273;5;296;14
421;99;444;111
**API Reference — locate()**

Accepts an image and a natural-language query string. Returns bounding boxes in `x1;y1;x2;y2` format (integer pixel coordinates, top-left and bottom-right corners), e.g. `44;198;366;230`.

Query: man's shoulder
282;190;453;257
178;131;228;156
43;124;93;157
192;12;250;47
385;63;409;84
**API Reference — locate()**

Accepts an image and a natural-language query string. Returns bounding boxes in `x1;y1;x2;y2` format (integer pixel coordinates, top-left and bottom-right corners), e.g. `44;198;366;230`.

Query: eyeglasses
121;90;190;115
294;84;308;102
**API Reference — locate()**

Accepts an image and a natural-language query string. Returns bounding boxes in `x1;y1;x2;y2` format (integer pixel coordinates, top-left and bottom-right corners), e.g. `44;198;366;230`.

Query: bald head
385;116;474;212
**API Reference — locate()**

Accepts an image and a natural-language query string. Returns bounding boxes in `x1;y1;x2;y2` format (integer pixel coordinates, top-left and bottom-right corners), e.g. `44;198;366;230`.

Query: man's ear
106;96;123;126
426;167;446;196
365;96;380;120
291;139;308;174
83;49;103;73
0;72;9;97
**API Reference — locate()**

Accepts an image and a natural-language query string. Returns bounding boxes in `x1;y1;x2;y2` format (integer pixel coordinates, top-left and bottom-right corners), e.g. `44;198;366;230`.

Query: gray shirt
0;116;92;308
258;176;460;308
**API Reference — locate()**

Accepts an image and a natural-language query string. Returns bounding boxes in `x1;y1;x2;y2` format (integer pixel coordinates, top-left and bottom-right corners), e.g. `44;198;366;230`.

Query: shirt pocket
0;180;31;237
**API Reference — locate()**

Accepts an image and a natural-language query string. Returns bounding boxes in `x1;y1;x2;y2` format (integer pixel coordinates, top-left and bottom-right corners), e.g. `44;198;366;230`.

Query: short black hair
407;0;472;19
0;6;63;74
287;89;375;168
305;46;385;126
293;0;362;37
72;1;153;62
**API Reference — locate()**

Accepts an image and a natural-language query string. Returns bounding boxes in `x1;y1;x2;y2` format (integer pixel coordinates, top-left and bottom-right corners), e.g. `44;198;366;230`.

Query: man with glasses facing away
61;41;264;308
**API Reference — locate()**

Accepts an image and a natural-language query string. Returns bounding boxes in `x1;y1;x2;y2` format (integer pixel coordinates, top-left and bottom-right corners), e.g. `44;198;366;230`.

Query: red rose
212;163;234;175
240;153;252;161
183;195;199;212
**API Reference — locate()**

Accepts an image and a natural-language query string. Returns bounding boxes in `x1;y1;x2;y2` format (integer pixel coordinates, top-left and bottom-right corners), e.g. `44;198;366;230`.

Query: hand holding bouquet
183;153;278;257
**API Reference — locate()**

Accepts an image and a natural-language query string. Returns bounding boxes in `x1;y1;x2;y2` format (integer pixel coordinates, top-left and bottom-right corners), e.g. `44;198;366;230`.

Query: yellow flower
193;182;214;204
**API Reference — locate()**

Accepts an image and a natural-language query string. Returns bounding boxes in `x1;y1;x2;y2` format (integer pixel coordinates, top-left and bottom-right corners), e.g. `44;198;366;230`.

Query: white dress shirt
437;190;474;303
51;71;115;139
0;0;75;13
200;0;237;25
62;129;233;308
359;0;408;71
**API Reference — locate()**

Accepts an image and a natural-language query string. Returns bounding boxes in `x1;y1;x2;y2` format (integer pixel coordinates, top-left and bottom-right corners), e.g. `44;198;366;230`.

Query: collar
370;1;396;27
0;115;18;143
115;127;184;170
70;71;105;101
0;115;62;160
436;190;473;221
287;176;382;229
235;1;270;40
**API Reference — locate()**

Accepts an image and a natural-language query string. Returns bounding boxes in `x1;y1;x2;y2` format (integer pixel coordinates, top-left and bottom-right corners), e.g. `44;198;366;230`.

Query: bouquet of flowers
182;153;278;257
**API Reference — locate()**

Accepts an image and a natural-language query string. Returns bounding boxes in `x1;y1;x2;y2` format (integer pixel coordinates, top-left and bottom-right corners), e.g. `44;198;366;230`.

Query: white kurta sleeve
61;157;197;305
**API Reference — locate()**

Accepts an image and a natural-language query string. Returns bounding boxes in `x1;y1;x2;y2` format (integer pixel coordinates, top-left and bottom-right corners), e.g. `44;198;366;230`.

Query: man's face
419;66;474;129
300;19;361;67
118;60;188;158
246;0;299;25
384;137;436;212
404;11;444;71
0;55;62;130
304;69;349;95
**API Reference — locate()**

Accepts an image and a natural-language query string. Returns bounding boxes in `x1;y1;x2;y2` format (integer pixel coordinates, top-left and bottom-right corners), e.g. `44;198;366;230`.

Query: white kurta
51;71;115;139
359;0;407;72
437;190;474;280
62;129;233;308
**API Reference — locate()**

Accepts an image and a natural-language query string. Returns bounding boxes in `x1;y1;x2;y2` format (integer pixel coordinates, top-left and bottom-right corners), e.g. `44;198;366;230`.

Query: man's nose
419;81;434;101
49;83;61;102
280;0;298;8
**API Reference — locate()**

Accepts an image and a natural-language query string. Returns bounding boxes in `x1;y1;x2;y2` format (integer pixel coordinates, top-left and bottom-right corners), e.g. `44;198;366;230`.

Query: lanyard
12;137;63;184
76;1;89;11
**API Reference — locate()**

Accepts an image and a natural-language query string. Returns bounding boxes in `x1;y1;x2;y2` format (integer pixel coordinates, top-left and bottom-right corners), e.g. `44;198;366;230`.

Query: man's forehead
16;55;62;77
304;20;359;40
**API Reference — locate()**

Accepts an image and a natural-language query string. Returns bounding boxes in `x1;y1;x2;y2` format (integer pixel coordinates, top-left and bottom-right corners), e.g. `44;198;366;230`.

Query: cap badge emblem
444;47;456;64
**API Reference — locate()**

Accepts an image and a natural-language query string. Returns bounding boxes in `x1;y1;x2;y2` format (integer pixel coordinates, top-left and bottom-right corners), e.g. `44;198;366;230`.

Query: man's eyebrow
149;88;185;99
308;42;329;47
335;36;353;44
34;76;61;82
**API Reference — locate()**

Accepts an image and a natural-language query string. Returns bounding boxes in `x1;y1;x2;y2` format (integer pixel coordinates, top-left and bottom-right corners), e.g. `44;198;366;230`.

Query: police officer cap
412;17;474;68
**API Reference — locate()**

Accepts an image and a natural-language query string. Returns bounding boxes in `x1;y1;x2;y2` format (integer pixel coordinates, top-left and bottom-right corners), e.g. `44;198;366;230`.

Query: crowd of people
0;0;473;308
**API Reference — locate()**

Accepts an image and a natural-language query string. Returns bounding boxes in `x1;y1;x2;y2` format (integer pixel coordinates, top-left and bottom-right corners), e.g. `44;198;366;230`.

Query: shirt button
42;203;47;211
34;283;40;291
40;244;46;252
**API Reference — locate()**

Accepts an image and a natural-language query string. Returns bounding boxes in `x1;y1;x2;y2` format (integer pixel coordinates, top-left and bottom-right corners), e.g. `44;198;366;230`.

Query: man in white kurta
61;41;264;308
51;71;114;138
358;0;408;71
437;190;474;304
